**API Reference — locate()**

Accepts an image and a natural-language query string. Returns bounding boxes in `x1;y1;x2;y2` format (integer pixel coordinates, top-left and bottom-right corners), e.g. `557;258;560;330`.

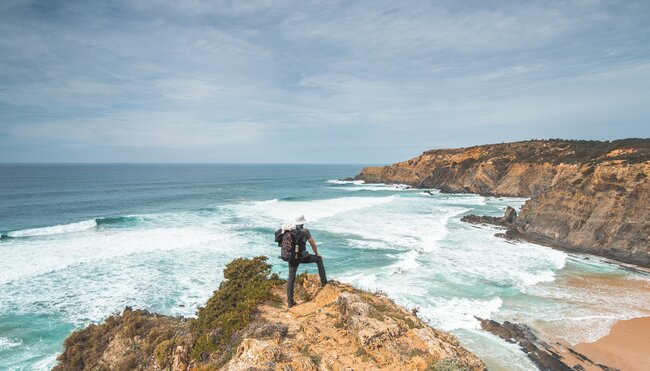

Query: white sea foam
238;196;396;224
30;353;59;371
6;219;98;238
327;179;365;185
421;297;504;331
336;184;415;192
0;222;238;286
0;337;22;350
434;193;487;206
418;190;441;196
0;222;258;326
327;180;424;193
456;330;539;371
387;250;421;274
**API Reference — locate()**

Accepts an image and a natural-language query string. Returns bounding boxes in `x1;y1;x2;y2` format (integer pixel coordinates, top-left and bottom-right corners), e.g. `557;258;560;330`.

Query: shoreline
574;316;650;371
350;140;650;270
350;179;650;369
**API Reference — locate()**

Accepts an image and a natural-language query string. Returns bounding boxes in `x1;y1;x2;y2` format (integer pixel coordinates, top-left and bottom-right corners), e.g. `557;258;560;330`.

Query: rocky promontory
476;318;612;371
352;139;650;267
54;257;486;371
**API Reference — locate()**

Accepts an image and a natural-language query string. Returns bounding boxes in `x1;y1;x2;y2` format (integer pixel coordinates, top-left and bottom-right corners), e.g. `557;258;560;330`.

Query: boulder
504;206;517;224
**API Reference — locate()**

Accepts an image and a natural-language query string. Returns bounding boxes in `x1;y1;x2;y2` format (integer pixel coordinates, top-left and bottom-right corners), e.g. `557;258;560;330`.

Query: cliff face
518;161;649;266
55;257;485;371
354;139;650;266
356;139;649;197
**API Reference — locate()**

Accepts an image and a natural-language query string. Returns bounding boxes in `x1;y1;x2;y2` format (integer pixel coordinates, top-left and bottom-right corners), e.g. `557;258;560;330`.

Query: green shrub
54;308;185;371
427;357;469;371
154;339;173;368
190;256;285;362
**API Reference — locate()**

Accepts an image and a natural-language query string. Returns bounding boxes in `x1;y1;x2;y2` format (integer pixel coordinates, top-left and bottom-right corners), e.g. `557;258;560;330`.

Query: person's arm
308;237;321;257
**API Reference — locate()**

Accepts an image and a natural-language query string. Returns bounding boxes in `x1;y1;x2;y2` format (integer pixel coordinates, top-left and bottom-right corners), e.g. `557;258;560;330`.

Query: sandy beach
574;316;650;371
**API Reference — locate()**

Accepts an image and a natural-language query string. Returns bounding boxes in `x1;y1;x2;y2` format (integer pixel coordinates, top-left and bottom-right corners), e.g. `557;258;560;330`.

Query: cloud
1;0;649;163
10;112;268;149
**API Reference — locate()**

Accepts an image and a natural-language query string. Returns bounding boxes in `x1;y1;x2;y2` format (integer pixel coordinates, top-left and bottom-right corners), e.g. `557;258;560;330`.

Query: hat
294;215;307;225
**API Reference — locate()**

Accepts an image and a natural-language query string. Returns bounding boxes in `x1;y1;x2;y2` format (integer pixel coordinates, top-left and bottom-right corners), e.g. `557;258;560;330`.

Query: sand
574;316;650;371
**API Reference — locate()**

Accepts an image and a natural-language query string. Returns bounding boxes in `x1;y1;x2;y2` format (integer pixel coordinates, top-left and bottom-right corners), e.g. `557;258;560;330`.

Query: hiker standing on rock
276;215;328;308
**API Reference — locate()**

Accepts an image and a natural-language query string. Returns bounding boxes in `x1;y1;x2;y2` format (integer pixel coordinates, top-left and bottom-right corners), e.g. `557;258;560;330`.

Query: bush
427;357;470;371
54;308;186;371
190;256;285;362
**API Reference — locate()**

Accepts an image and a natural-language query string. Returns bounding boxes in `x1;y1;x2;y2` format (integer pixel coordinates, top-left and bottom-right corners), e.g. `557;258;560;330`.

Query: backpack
275;228;304;262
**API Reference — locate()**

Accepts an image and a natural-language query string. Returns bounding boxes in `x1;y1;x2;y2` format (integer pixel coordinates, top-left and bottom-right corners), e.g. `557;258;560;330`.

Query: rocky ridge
477;318;613;371
54;257;485;371
352;139;650;267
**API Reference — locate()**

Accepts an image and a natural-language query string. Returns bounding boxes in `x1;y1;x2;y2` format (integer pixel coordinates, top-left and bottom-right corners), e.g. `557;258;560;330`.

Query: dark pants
287;254;327;304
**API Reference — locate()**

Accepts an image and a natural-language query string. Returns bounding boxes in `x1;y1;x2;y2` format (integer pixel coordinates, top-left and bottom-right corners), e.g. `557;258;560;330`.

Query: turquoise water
1;164;649;370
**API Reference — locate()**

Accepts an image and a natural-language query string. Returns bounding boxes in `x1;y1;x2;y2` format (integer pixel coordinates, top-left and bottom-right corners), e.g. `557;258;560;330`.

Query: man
286;214;328;308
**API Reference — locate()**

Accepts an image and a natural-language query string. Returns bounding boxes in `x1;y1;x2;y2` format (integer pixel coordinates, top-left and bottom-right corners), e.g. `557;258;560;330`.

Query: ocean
1;164;649;370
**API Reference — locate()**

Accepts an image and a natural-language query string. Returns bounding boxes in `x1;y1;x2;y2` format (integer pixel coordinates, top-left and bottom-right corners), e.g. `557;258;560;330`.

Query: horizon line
0;162;382;166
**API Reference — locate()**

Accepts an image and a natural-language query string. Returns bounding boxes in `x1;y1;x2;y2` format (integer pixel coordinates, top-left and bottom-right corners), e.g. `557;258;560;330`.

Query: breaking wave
2;216;147;239
327;179;365;185
3;220;98;238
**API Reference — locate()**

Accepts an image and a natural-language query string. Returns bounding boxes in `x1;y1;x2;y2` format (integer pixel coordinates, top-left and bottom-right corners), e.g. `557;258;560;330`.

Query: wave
3;219;98;238
337;184;417;192
421;297;504;331
388;250;421;274
96;215;144;226
0;337;23;350
327;179;365;185
328;180;421;192
279;196;303;201
241;196;396;224
2;215;146;239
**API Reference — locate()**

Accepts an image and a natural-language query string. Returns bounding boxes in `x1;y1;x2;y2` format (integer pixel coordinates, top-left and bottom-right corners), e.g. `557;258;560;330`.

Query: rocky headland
54;257;485;371
351;139;650;267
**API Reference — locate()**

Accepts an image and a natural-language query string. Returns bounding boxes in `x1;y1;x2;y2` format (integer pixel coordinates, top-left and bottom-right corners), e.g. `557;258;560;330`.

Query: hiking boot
287;300;296;308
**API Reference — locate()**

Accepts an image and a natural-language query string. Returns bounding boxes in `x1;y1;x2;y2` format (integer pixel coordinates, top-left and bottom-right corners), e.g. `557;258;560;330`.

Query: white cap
294;214;307;225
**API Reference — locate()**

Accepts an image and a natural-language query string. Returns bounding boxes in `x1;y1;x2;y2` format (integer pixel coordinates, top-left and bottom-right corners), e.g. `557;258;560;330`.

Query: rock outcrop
54;257;486;371
352;139;650;267
477;318;612;371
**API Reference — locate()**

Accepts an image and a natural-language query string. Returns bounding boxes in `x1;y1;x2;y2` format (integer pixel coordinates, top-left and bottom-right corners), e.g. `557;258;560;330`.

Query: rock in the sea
477;318;609;371
504;206;517;224
462;205;518;228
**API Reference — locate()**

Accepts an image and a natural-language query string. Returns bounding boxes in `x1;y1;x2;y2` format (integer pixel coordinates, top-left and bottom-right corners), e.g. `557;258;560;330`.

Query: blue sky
1;0;649;163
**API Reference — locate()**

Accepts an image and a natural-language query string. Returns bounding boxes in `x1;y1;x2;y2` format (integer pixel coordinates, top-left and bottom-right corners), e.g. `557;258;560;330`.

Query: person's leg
287;261;299;306
303;255;327;285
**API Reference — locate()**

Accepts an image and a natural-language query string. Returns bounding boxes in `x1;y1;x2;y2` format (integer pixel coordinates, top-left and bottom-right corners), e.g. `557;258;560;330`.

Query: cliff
353;139;650;267
54;257;486;371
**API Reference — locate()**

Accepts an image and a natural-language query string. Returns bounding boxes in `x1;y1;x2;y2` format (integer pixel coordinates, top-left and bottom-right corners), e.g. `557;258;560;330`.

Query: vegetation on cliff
54;257;485;370
53;308;191;370
190;256;284;364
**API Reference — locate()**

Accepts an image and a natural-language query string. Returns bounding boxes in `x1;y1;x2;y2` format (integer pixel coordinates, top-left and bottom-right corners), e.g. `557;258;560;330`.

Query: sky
1;0;649;164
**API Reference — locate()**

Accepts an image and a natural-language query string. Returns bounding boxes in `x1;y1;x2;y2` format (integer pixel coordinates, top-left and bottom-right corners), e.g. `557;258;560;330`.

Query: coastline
574;316;650;371
351;139;650;269
347;178;650;369
354;174;650;269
